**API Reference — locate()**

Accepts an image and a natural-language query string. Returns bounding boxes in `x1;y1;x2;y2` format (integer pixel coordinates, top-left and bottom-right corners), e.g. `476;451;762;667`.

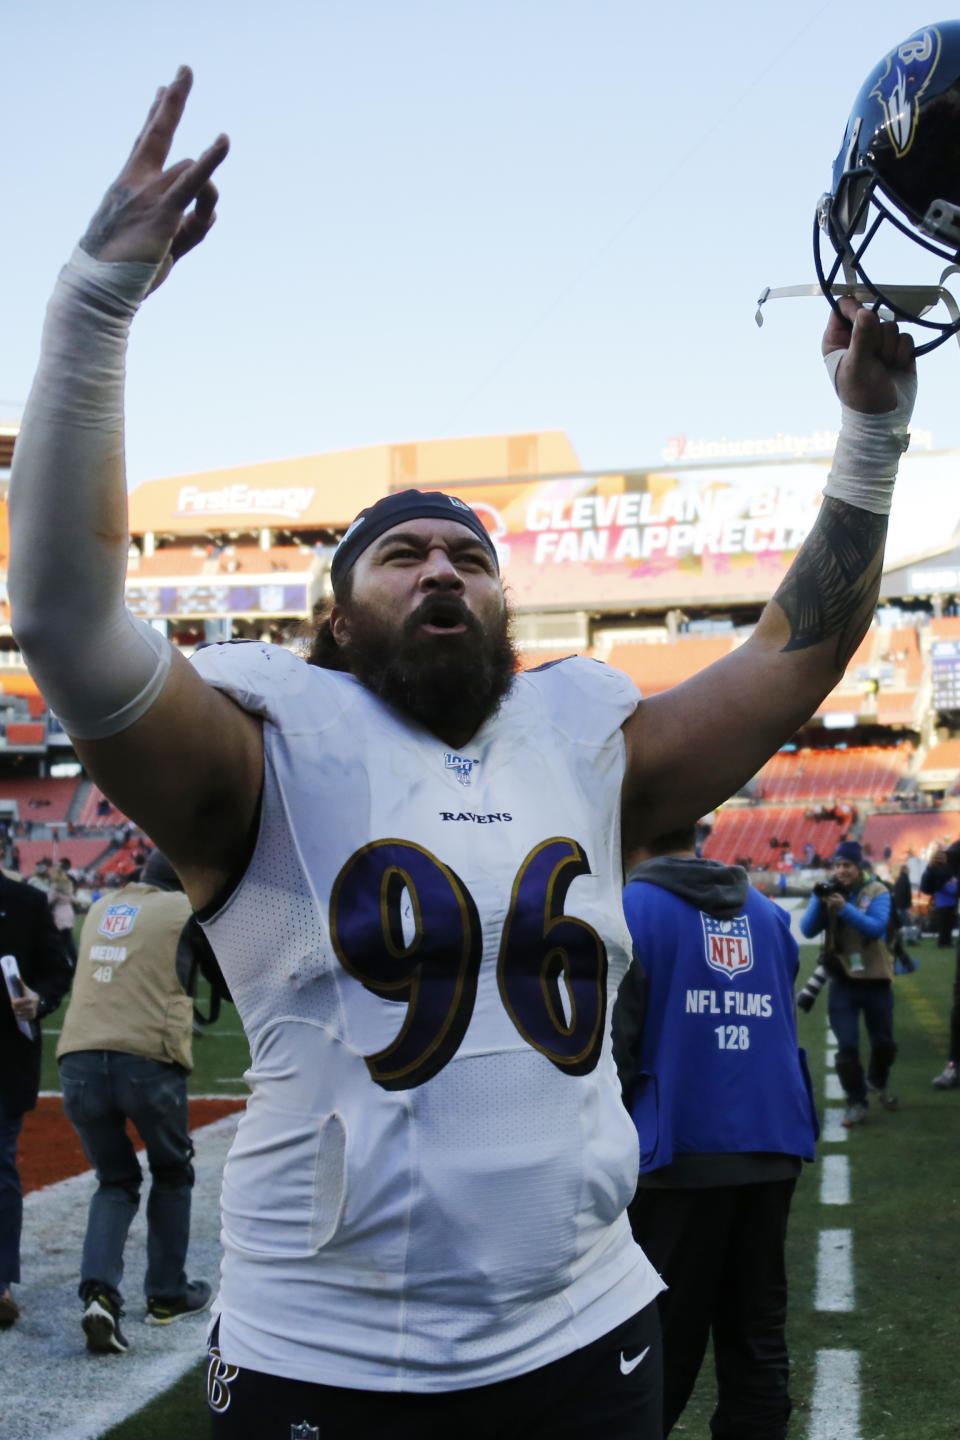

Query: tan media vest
57;883;195;1070
831;878;895;982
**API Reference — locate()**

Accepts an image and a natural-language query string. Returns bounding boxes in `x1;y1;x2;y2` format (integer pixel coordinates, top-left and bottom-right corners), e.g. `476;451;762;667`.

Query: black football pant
207;1302;662;1438
937;904;957;947
629;1179;796;1440
950;941;960;1064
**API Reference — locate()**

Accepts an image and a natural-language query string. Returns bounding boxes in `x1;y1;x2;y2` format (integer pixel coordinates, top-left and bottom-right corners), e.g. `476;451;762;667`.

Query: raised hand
79;66;229;294
822;296;916;415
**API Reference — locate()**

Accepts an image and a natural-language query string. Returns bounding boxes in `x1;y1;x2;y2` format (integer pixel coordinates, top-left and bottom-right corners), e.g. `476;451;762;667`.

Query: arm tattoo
773;497;887;671
80;186;136;258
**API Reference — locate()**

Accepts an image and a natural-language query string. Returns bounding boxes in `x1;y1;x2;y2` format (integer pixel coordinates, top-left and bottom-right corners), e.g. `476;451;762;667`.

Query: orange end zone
19;1095;247;1195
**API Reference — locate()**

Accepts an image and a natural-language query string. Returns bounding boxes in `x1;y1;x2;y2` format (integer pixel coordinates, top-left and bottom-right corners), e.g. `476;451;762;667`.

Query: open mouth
414;600;473;636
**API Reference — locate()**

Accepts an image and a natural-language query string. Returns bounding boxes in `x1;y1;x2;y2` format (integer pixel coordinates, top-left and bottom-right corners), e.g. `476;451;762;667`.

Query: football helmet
759;22;960;353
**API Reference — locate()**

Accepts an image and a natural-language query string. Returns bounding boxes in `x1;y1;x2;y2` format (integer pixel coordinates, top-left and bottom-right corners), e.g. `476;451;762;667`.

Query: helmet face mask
816;22;960;354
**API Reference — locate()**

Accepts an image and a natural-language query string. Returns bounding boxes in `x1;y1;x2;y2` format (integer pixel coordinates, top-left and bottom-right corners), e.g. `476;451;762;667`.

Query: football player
8;64;916;1440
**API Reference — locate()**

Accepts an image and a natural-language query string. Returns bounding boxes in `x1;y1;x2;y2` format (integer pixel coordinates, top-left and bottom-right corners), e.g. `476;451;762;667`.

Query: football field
10;945;960;1439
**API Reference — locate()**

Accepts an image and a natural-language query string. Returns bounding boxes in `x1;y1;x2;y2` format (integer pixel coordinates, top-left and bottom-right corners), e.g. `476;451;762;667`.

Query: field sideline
6;946;959;1438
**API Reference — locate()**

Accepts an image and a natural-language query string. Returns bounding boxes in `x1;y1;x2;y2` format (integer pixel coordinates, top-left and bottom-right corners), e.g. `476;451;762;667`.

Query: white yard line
819;1154;850;1205
808;1349;861;1440
809;1022;862;1436
821;1108;847;1143
0;1115;239;1440
815;1228;855;1312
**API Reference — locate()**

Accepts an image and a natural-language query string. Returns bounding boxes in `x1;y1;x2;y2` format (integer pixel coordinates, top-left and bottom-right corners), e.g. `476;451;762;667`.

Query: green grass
47;941;960;1438
40;980;252;1097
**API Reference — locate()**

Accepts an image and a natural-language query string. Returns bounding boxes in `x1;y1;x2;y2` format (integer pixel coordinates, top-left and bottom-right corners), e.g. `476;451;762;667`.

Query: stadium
1;422;958;1439
2;420;960;895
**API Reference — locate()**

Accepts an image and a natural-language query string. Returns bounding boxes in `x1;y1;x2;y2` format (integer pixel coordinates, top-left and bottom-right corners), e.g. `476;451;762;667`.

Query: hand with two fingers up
79;65;229;295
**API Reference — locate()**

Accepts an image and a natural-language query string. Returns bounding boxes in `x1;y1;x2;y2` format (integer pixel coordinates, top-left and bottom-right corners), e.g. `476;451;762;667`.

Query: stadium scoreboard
932;639;960;710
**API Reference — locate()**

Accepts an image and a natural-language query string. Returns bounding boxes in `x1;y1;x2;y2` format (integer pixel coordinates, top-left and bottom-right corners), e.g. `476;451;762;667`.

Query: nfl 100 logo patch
701;913;754;978
97;903;141;940
444;752;480;787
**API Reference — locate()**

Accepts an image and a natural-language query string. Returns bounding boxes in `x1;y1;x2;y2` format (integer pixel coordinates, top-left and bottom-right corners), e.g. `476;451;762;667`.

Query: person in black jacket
923;840;960;1091
0;870;73;1325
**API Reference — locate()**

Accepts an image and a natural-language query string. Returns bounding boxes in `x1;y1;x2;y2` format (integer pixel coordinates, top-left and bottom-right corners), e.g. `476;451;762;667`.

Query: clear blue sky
2;2;957;488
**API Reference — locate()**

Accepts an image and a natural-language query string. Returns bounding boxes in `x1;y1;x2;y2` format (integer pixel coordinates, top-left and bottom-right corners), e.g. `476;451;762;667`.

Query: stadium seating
752;745;912;802
73;785;122;828
701;806;848;869
11;837;112;878
860;811;960;864
0;775;80;824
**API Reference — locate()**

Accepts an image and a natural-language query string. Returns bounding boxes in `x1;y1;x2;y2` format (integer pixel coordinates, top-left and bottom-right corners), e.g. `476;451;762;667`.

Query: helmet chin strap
755;279;960;328
756;208;960;354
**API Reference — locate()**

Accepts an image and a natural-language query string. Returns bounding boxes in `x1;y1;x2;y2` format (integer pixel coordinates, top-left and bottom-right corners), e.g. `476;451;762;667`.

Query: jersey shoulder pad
519;654;641;743
189;642;347;725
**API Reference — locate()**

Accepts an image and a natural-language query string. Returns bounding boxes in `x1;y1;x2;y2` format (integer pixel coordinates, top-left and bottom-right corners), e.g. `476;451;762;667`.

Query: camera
796;963;828;1012
813;879;847;900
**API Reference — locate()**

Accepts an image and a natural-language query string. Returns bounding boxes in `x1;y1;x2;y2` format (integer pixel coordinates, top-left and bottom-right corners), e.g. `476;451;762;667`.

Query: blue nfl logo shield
701;913;754;978
97;903;141;939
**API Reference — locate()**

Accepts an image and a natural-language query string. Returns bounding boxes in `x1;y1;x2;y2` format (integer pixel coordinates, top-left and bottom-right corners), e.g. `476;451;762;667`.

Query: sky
2;1;959;491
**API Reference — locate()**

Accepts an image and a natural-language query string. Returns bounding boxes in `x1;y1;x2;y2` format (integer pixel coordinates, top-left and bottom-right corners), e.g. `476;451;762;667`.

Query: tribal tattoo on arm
772;497;887;672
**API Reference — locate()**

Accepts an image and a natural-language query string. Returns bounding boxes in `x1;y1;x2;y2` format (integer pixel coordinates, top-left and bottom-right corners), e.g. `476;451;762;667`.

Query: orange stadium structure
604;637;736;695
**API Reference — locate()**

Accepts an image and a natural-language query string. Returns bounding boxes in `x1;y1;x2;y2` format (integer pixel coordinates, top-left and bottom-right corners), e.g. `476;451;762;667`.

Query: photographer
799;841;898;1127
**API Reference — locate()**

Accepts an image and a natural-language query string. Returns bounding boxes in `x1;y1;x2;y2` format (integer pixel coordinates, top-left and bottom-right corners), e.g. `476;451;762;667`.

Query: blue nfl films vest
622;883;818;1173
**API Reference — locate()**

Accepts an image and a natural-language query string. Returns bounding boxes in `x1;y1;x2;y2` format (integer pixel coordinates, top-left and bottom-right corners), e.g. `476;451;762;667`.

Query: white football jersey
191;642;663;1391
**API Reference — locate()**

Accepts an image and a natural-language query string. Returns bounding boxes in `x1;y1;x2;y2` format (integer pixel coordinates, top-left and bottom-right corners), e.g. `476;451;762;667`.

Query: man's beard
338;593;518;739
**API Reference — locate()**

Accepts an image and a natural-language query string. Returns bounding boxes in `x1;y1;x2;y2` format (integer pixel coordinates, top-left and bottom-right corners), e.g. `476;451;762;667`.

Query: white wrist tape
8;246;174;739
821;348;916;516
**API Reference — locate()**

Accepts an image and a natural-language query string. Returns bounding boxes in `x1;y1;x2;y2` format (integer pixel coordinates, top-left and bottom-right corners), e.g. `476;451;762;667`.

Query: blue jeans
59;1051;195;1304
827;980;896;1103
0;1091;25;1287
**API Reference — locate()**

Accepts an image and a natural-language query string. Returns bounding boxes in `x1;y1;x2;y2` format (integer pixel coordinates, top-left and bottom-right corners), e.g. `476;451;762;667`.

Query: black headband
330;489;500;595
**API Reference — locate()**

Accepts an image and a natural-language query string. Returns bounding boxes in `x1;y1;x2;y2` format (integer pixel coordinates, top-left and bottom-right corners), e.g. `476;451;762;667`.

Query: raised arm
621;299;916;850
8;70;261;911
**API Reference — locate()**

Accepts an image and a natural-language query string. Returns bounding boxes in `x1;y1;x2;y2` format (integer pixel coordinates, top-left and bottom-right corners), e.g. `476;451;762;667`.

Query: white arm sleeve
821;348;916;516
8;247;174;739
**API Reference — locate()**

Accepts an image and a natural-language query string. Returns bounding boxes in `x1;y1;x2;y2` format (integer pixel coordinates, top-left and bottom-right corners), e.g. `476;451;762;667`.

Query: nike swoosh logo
620;1346;650;1375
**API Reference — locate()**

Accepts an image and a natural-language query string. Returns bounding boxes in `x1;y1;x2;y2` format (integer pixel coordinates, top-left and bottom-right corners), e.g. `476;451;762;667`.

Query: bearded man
8;69;915;1440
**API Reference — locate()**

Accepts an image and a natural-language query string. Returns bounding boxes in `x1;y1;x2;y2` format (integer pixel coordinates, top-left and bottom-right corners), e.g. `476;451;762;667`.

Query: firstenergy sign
176;484;316;521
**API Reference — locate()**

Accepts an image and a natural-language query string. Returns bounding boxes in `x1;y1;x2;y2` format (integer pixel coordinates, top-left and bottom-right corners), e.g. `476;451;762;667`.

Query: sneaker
145;1279;212;1326
866;1078;900;1111
933;1063;960;1090
82;1290;129;1354
842;1101;868;1126
0;1289;19;1327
